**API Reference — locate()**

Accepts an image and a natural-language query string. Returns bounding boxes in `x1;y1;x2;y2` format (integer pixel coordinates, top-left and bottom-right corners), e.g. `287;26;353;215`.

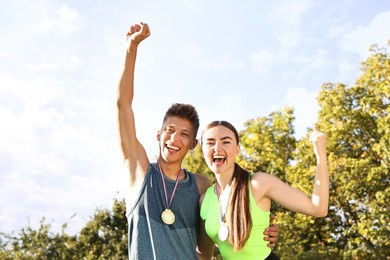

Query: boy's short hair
162;103;200;139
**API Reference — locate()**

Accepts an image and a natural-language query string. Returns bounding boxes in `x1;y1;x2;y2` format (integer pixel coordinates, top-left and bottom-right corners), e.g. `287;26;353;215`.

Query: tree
0;219;78;259
0;198;128;259
76;198;128;259
238;107;296;180
314;45;389;258
183;144;215;183
273;45;389;259
238;107;296;215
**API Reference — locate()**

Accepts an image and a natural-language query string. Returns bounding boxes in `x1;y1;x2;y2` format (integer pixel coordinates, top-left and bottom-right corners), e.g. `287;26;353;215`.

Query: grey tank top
127;163;200;260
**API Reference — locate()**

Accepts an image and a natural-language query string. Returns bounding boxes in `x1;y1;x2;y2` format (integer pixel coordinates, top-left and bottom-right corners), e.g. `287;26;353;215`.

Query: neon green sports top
200;183;271;259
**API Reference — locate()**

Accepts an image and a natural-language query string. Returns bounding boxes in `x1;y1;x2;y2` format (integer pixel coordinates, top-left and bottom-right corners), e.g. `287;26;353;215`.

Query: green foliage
275;45;390;259
183;143;215;183
0;198;128;259
238;106;296;179
238;106;296;215
76;198;128;259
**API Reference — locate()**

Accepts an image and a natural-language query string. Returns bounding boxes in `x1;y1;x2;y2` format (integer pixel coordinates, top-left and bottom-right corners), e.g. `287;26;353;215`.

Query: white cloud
334;58;360;85
282;87;319;138
33;4;80;37
340;11;390;58
198;94;247;132
0;68;123;234
268;0;313;28
56;4;80;36
175;45;201;62
199;60;244;70
249;49;277;75
277;30;302;50
27;45;84;72
0;72;63;107
327;23;354;38
291;49;328;70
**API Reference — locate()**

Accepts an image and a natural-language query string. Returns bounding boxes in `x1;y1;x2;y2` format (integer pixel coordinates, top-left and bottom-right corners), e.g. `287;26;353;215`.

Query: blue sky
0;0;389;235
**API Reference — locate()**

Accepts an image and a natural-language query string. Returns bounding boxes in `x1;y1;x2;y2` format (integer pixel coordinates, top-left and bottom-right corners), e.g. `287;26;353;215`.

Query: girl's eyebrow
205;136;232;141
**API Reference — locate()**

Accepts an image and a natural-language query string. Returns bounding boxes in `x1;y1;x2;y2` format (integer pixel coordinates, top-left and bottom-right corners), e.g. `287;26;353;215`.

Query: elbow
116;98;123;109
117;97;131;109
315;208;328;218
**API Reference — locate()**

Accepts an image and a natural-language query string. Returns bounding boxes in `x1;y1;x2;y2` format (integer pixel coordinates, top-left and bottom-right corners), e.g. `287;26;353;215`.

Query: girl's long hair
202;120;252;250
229;163;252;250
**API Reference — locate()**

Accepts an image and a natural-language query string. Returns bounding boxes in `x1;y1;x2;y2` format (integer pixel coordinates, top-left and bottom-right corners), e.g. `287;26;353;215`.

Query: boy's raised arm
117;23;151;188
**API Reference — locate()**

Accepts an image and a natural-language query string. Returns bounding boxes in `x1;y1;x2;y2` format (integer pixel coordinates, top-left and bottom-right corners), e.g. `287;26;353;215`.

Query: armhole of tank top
125;164;152;217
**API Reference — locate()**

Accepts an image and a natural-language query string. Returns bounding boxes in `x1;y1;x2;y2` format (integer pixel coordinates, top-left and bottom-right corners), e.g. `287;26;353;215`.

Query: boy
117;22;278;259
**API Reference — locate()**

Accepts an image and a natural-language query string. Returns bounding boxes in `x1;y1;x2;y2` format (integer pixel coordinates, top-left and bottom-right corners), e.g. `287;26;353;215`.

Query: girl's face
157;116;197;163
201;125;240;175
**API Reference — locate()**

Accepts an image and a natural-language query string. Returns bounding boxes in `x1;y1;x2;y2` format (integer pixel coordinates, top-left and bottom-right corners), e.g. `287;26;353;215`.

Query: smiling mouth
213;155;226;164
166;144;180;152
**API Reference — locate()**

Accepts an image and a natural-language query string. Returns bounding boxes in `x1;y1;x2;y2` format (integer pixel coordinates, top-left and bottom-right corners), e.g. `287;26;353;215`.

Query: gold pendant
161;209;175;225
218;222;229;241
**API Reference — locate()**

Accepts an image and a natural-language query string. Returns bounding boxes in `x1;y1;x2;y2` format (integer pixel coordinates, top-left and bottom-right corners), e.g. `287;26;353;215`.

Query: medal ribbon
216;183;232;223
158;162;181;209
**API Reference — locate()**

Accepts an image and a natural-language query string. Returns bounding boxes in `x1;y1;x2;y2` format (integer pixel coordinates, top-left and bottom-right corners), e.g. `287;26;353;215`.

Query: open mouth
166;144;180;152
213;155;226;165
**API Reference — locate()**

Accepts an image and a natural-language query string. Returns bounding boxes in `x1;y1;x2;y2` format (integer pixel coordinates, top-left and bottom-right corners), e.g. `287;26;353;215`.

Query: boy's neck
157;159;184;180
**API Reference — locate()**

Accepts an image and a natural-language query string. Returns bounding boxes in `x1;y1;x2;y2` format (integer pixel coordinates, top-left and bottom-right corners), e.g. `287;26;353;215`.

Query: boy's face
157;116;198;163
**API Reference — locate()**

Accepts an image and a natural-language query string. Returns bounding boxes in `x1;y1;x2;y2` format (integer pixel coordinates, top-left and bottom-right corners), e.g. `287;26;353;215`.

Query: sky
0;0;389;235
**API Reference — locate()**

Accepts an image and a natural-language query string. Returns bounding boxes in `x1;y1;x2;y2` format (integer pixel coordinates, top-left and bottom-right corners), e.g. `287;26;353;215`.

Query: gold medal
161;208;175;225
218;222;229;241
158;163;182;225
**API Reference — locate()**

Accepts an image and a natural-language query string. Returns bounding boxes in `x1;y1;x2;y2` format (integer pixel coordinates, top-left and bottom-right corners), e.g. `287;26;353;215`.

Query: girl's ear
236;144;241;156
157;130;161;141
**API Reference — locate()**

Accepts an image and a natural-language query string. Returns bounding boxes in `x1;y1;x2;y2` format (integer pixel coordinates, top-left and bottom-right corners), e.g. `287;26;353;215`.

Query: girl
198;121;328;259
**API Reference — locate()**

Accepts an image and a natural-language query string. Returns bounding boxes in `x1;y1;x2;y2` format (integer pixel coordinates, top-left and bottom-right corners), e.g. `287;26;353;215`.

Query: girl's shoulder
250;172;278;192
250;171;272;181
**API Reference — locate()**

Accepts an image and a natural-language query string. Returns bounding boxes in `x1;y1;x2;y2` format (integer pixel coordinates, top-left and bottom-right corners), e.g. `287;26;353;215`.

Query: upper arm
197;192;214;260
252;173;316;216
197;218;215;260
195;174;212;196
117;93;149;188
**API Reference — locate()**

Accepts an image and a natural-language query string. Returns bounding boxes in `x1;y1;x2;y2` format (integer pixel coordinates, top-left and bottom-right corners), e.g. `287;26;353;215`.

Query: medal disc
161;209;175;225
218;222;229;241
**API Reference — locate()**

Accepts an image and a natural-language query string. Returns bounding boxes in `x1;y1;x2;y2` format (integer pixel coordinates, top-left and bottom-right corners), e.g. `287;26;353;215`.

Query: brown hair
162;103;200;139
202;120;252;250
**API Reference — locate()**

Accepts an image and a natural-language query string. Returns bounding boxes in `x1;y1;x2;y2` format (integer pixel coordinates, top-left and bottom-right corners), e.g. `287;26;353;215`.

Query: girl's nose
213;141;221;151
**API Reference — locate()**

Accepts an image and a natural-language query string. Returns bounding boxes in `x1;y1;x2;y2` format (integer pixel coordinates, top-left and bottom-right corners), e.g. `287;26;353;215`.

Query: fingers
269;214;276;224
264;225;279;238
126;22;150;39
264;231;277;248
265;215;278;247
139;22;151;36
126;25;137;38
264;223;279;249
267;241;276;249
309;129;326;145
